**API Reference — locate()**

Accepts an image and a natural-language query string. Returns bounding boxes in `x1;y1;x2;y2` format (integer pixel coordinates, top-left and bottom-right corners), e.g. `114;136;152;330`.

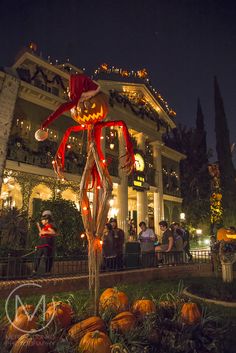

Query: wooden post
220;252;236;283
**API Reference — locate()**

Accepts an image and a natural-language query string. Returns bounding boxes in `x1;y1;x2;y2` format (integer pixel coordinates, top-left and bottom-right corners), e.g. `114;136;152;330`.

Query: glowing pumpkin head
71;92;108;124
217;227;236;242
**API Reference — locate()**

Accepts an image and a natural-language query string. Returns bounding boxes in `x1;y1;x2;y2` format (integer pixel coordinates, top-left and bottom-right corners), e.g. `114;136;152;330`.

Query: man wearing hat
109;218;125;270
33;210;57;275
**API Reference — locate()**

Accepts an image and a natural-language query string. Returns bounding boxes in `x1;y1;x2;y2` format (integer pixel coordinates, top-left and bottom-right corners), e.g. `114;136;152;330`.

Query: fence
0;250;211;281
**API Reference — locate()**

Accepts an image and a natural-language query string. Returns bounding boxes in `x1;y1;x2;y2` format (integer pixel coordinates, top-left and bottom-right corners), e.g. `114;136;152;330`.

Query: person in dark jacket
33;211;56;274
180;222;193;261
102;223;116;270
109;218;125;270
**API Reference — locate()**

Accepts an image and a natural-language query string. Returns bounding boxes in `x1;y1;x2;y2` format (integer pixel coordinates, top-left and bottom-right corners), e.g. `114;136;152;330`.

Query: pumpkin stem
92;330;101;339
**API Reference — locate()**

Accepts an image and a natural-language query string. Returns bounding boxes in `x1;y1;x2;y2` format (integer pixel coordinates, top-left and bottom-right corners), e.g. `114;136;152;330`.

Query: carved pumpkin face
71;92;108;124
217;227;236;242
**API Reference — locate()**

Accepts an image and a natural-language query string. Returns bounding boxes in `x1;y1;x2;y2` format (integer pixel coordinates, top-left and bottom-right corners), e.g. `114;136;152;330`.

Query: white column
0;74;20;190
151;141;164;236
117;130;128;237
137;191;148;226
135;132;148;227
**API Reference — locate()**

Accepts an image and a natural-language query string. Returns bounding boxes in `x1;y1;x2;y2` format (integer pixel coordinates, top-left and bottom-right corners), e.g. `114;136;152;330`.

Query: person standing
156;221;174;252
109;218;125;270
180;222;193;262
170;222;184;251
155;221;174;265
33;211;56;275
102;223;116;270
138;221;156;267
128;218;137;240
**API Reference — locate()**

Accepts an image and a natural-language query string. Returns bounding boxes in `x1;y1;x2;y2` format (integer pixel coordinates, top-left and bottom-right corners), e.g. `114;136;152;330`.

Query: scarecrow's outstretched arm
41;99;78;129
35;99;78;141
53;125;87;179
95;120;135;175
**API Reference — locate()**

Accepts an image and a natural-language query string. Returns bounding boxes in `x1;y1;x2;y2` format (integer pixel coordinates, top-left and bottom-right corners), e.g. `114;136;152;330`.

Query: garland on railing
16;65;67;93
109;89;170;132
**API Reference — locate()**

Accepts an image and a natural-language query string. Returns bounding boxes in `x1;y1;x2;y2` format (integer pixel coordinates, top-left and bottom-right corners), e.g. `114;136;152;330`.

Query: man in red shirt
33;211;57;275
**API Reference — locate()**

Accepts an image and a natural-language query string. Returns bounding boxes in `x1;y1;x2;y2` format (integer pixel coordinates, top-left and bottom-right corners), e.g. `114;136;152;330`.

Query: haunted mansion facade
0;48;185;236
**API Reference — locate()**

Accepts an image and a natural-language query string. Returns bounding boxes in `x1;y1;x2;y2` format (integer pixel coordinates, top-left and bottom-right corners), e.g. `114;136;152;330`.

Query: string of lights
93;63;176;118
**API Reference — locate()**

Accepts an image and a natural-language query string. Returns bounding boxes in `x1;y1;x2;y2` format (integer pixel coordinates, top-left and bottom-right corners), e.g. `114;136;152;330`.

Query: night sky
0;0;236;162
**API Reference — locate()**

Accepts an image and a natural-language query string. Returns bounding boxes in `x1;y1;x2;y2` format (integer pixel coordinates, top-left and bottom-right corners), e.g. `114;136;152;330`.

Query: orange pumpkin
71;92;108;124
217;227;236;242
6;314;38;343
68;316;106;344
45;301;73;329
110;311;136;334
181;302;201;325
79;330;111;353
11;333;49;353
121;70;129;77
131;299;156;318
100;63;108;71
16;305;35;317
99;288;129;314
158;301;177;319
137;68;148;79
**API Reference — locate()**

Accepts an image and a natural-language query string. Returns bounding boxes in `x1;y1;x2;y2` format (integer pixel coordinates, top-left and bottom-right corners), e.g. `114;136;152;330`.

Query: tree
29;198;85;256
193;99;211;200
0;207;28;249
214;77;236;225
163;99;210;228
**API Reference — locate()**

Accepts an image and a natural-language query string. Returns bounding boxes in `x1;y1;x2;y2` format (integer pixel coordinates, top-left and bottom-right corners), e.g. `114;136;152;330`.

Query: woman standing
33;211;57;275
102;223;116;271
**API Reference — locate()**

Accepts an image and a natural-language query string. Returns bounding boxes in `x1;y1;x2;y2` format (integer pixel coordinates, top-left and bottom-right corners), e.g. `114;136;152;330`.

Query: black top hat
109;218;117;223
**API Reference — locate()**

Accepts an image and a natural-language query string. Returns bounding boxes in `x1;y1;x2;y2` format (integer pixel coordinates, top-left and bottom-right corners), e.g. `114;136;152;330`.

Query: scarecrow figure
35;73;135;313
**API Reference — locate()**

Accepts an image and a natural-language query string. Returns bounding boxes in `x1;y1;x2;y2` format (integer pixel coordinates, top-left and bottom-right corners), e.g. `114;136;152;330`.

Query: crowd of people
33;211;193;275
102;218;193;270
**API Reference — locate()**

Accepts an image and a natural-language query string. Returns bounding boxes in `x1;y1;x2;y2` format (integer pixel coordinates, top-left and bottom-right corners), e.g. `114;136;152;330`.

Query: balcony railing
6;143;121;178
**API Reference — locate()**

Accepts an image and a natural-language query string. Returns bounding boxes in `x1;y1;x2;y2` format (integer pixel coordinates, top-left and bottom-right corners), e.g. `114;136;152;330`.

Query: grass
1;278;235;319
1;277;235;352
189;277;236;301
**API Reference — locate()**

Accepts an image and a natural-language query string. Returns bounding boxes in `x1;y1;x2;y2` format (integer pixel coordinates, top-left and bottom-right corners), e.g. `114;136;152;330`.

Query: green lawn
1;277;235;352
1;277;235;325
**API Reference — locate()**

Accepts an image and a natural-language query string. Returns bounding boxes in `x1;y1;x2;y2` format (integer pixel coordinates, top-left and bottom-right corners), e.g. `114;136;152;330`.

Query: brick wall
0;263;213;299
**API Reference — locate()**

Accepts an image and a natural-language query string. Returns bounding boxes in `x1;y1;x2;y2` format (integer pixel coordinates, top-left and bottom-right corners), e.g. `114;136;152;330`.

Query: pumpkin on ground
68;316;106;344
16;305;35;318
110;311;136;334
78;330;111;353
45;301;74;329
158;301;178;318
99;288;129;314
131;299;156;318
181;302;201;325
11;333;49;353
6;314;38;343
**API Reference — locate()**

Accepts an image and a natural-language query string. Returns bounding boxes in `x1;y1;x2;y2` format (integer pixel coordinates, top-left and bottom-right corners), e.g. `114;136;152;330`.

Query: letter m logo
15;295;46;321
